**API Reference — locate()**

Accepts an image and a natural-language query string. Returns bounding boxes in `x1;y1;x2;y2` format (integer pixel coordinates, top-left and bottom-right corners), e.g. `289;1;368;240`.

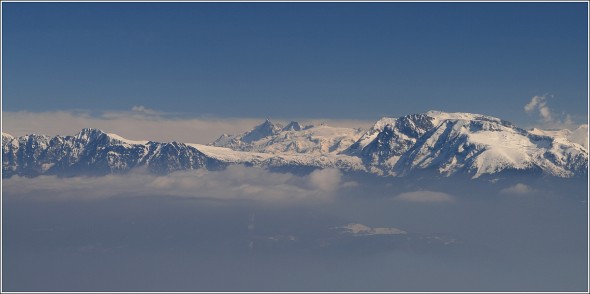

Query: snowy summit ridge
2;111;588;179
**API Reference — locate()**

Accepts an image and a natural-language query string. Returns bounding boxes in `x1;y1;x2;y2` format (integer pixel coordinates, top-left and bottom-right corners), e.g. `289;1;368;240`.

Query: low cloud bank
394;190;455;203
2;110;265;144
500;183;534;195
2;166;348;202
2;107;373;144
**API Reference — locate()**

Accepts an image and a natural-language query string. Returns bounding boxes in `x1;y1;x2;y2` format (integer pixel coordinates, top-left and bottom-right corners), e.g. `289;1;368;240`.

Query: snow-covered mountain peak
425;110;490;120
368;111;508;133
425;110;484;120
70;128;151;146
569;125;589;150
371;117;397;131
345;112;435;156
282;121;302;131
212;120;364;155
529;124;589;150
343;111;587;178
105;133;149;145
423;110;513;129
76;128;107;141
2;132;14;140
2;133;16;149
241;119;283;143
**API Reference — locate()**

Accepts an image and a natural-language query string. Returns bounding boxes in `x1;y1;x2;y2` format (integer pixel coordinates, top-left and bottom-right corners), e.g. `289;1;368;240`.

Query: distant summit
212;119;363;154
241;119;283;143
282;121;302;132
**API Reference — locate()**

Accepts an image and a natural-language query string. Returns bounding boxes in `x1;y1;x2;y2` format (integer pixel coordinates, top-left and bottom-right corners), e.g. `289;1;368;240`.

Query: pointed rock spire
241;119;282;143
282;121;302;131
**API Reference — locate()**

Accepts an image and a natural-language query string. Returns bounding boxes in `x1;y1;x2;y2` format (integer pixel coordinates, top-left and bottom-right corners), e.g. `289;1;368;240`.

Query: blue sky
2;2;588;126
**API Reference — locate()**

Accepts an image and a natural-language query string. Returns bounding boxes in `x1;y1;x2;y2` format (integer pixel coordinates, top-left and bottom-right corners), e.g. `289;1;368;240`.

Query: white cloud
524;94;586;130
1;166;345;202
131;105;159;115
336;223;407;236
308;168;342;192
500;183;534;195
2;110;373;144
525;95;553;122
342;181;359;188
394;190;455;203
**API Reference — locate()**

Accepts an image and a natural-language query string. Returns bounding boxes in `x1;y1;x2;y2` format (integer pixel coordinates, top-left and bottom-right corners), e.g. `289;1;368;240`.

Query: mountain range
2;111;588;179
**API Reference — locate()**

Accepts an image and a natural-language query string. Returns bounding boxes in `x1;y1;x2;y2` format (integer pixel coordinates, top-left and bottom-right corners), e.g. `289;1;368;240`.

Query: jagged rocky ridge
2;111;588;178
2;128;225;178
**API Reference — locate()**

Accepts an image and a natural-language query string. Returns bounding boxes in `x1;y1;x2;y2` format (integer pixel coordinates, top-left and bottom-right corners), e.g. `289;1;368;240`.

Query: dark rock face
282;121;302;132
354;114;435;165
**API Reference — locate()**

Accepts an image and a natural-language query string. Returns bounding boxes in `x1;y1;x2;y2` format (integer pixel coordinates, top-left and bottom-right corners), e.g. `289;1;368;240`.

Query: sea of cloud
2;166;354;202
2;167;587;291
